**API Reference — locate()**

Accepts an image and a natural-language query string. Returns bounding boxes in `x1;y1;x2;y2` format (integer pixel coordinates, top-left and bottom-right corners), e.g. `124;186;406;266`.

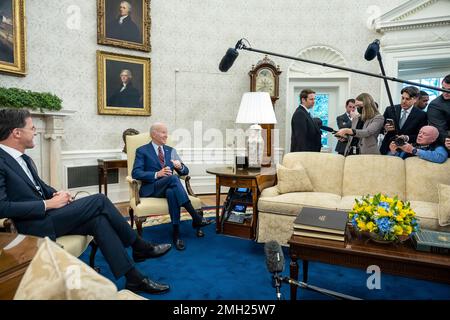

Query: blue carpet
79;220;450;300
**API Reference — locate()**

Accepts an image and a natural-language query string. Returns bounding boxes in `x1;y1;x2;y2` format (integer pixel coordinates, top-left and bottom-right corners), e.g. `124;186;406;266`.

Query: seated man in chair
0;109;171;295
132;122;211;251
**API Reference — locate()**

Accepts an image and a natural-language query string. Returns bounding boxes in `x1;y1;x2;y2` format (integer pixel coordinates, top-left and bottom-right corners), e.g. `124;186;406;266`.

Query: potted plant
0;87;62;112
349;193;420;243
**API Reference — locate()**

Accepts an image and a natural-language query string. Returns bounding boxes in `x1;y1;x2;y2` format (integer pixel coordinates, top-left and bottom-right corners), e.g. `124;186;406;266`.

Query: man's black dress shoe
192;217;213;229
174;238;185;251
125;277;170;294
133;243;172;262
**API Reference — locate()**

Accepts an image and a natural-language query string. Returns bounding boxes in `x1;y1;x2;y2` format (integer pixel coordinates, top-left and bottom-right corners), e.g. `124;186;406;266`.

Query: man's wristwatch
412;147;418;155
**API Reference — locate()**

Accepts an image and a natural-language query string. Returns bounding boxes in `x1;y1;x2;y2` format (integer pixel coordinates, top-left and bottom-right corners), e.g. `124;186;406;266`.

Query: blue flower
351;214;359;227
378;202;390;210
375;217;392;234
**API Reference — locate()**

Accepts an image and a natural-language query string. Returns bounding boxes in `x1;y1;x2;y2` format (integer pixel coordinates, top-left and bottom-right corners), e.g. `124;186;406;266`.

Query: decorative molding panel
289;46;348;78
374;0;450;31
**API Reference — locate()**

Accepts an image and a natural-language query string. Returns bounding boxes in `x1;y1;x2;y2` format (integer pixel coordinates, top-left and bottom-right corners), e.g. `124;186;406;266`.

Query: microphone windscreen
364;40;380;61
219;48;239;72
264;240;285;273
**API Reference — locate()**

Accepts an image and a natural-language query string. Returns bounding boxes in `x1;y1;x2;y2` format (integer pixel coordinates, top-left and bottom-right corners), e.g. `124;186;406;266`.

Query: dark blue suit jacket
0;148;57;238
132;142;189;197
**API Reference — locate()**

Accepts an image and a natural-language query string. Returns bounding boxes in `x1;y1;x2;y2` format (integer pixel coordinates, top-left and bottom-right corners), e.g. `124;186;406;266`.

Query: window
403;77;443;106
312;93;329;147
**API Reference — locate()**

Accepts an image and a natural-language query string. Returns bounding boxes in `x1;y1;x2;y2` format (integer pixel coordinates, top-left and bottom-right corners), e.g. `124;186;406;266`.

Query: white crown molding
374;0;450;32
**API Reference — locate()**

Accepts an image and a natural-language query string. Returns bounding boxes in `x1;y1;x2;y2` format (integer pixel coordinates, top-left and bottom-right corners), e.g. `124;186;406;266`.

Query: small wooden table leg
98;167;103;194
215;177;220;233
290;252;299;300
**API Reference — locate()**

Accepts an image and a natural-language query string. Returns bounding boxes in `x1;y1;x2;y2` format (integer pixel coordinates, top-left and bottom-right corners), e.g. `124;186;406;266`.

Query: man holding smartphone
379;86;428;155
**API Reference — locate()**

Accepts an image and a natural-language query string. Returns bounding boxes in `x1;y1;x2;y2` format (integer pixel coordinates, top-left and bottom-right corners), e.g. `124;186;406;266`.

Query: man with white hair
107;1;141;43
132;123;212;250
107;69;141;108
388;125;448;163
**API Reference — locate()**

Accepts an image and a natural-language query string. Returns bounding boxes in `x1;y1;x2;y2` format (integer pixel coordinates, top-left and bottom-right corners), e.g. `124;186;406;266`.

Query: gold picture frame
0;0;26;76
97;0;150;52
97;50;151;116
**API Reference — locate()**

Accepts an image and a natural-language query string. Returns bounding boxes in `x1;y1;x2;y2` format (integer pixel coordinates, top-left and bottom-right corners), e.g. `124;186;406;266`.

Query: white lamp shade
235;92;277;124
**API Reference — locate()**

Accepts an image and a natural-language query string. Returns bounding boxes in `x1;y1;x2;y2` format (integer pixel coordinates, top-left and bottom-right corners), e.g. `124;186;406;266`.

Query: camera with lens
394;136;407;147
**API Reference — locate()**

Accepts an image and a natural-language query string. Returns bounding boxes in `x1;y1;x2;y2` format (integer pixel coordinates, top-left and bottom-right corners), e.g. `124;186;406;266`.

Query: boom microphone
364;39;380;61
264;240;285;273
219;48;239;72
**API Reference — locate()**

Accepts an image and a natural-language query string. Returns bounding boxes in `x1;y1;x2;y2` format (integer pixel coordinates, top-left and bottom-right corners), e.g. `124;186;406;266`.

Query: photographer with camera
388;125;448;163
380;86;428;155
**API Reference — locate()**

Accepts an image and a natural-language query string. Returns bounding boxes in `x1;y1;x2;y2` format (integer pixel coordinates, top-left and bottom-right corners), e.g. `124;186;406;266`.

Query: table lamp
235;92;277;168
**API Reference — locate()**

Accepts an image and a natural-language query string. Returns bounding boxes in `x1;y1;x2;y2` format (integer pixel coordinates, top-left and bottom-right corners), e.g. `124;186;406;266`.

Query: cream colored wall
0;0;414;199
0;0;407;150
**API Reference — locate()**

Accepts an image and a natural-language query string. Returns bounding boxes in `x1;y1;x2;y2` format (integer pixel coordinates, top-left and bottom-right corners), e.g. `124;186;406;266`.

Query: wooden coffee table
288;231;450;300
0;233;40;299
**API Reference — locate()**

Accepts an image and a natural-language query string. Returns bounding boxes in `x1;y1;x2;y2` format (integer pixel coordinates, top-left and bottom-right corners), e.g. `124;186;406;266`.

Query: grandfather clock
249;56;281;163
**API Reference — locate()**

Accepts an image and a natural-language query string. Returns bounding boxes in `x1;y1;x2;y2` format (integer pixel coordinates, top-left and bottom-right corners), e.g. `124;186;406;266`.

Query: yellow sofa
257;152;450;245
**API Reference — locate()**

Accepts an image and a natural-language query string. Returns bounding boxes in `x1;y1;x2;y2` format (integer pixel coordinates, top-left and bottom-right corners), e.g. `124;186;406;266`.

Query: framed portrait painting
97;0;150;52
0;0;25;76
97;51;151;116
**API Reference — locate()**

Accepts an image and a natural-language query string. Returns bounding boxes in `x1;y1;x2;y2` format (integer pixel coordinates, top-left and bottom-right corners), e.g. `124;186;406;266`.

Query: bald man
388;125;448;163
131;123;211;250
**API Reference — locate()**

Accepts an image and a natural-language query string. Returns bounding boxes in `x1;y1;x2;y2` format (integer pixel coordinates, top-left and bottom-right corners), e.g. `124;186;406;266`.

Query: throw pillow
437;183;450;226
276;163;314;194
14;237;145;300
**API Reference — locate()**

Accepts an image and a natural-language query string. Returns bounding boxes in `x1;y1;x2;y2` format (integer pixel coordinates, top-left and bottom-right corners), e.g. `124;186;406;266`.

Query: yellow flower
393;225;403;235
357;221;367;231
396;215;404;222
366;221;376;232
403;225;412;235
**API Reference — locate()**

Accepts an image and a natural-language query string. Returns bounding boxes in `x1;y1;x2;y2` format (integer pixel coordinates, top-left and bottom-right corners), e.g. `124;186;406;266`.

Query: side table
206;166;276;239
97;158;127;197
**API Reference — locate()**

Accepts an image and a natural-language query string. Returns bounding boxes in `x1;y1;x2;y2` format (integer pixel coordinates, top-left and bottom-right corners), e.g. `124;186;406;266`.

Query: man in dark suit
108;69;142;108
290;89;322;152
0;109;171;295
380;86;428;155
427;74;450;145
106;1;141;43
335;98;355;155
415;90;430;110
132;123;211;251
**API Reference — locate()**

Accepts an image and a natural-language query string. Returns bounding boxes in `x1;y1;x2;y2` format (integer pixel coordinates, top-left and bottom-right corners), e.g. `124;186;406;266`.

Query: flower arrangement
349;193;419;242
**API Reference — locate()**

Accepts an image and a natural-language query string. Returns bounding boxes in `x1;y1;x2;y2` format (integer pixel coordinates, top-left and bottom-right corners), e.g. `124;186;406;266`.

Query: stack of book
293;207;349;242
412;229;450;254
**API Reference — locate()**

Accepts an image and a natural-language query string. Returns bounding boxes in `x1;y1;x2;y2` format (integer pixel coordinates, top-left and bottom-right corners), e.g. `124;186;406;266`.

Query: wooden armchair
125;133;203;236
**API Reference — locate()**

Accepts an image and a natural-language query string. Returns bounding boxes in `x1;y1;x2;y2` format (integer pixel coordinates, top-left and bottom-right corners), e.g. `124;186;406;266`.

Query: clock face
256;68;275;97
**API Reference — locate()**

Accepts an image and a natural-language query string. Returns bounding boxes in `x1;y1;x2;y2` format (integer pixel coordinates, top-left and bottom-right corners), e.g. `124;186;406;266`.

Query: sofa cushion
14;237;146;300
437;184;450;226
408;201;443;230
342;155;406;200
337;195;363;212
276;163;313;194
258;192;341;216
406;157;450;203
282;152;344;195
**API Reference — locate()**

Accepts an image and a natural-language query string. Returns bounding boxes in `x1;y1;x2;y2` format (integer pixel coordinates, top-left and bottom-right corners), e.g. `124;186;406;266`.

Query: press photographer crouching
388;125;448;163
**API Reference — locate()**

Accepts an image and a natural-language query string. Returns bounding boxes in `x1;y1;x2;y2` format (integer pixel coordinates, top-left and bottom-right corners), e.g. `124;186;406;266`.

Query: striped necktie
158;146;165;167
